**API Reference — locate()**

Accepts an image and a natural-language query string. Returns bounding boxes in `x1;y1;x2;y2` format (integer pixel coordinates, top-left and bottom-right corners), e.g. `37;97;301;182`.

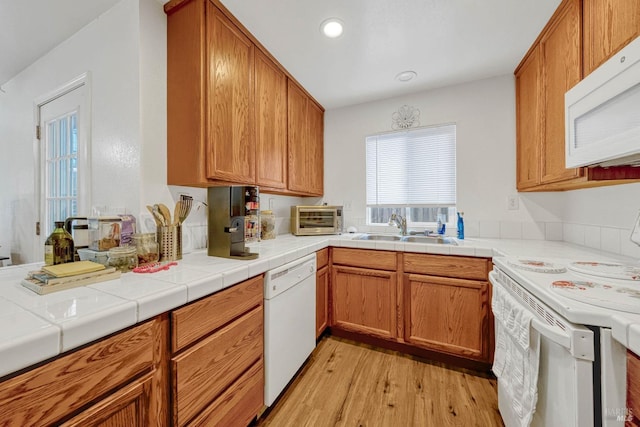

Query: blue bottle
457;212;464;240
437;215;446;235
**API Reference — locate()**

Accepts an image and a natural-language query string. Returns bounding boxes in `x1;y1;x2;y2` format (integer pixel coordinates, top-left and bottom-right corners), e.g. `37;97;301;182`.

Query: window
36;73;89;240
366;124;456;226
44;112;79;234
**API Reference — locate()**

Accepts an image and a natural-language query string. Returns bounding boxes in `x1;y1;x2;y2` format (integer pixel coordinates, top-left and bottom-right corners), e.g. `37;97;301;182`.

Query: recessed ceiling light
320;18;344;38
395;71;417;82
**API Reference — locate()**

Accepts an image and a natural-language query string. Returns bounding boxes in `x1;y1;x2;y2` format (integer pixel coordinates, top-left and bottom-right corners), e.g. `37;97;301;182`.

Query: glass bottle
132;233;159;265
107;246;138;273
44;221;75;266
261;210;276;240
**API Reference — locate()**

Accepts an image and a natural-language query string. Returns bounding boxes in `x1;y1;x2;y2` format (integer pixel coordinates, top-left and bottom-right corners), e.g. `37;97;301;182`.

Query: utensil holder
157;224;182;261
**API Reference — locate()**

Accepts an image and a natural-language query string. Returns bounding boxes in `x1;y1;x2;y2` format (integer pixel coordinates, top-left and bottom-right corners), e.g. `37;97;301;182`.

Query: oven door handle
531;317;571;349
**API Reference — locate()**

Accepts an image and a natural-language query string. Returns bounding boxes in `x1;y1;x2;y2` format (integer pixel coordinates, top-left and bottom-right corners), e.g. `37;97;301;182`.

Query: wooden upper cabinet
206;3;255;184
166;0;324;194
515;46;542;190
255;50;287;189
539;0;583;184
583;0;640;76
288;80;324;196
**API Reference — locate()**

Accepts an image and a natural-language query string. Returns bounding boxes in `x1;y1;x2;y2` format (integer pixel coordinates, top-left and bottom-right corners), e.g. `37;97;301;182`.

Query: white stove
491;255;640;427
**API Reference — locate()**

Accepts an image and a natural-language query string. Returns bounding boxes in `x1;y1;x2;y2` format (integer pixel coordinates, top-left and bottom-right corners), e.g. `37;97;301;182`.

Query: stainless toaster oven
291;206;343;236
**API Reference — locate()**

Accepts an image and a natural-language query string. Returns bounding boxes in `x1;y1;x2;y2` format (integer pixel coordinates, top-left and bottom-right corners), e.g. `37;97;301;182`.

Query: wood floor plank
257;336;503;427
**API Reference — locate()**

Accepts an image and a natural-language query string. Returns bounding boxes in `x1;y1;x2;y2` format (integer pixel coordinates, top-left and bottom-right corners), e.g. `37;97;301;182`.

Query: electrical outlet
343;201;352;211
269;198;275;210
507;195;519;210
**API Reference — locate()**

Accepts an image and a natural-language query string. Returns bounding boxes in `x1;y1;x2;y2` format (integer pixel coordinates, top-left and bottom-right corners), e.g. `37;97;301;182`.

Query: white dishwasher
264;253;317;406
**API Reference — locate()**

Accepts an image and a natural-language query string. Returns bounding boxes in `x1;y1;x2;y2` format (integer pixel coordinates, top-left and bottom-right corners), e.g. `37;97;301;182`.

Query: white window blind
366;124;456;207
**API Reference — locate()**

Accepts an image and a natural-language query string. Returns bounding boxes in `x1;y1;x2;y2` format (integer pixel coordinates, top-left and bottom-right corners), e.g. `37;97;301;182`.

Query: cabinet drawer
188;361;263;427
172;306;263;426
332;248;397;270
0;319;158;426
316;248;329;269
171;275;263;352
403;253;490;281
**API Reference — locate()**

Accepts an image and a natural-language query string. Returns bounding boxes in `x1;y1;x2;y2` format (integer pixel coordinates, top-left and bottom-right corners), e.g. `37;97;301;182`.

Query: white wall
561;183;640;258
324;74;564;238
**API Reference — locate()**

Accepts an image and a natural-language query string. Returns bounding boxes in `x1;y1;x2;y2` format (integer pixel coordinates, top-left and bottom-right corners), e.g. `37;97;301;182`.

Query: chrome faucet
388;213;407;236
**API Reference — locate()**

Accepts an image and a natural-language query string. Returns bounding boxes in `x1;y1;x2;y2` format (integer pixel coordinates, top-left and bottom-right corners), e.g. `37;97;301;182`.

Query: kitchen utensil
147;205;165;227
173;201;182;226
152;204;166;226
158;203;172;225
178;195;193;224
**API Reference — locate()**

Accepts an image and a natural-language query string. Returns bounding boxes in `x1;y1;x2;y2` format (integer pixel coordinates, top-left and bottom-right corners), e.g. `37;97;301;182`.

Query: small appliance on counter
291;205;343;236
207;186;259;260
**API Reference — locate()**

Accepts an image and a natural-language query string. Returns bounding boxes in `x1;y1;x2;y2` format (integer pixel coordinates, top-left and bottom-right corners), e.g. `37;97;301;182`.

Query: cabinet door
60;374;154;427
288;81;324;196
515;46;542;190
207;3;255;184
307;100;324;195
584;0;640;76
316;264;329;338
404;274;490;361
540;0;583;184
331;265;396;339
255;50;287;189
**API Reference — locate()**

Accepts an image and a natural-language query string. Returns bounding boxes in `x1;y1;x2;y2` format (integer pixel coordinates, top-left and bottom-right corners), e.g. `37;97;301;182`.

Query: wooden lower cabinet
628;350;640;426
316;264;329;338
61;373;154;427
331;264;397;340
330;248;493;366
404;274;491;361
0;316;168;426
170;275;264;426
316;248;330;338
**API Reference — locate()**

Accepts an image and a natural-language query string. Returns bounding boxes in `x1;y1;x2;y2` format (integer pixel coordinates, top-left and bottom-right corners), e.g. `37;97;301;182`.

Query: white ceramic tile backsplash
545;222;563;241
522;222;545;240
479;221;500;238
499;221;522;239
601;227;622;254
584;225;601;250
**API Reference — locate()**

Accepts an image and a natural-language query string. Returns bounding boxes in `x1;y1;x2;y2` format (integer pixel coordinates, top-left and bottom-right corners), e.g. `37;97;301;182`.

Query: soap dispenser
457;212;464;240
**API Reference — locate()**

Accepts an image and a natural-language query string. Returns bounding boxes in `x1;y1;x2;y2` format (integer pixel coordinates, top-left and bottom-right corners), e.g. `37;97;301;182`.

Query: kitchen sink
401;235;457;245
354;234;457;245
354;234;402;241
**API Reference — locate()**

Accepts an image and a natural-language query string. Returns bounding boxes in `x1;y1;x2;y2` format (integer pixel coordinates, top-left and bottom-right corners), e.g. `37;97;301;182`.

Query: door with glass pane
38;84;86;245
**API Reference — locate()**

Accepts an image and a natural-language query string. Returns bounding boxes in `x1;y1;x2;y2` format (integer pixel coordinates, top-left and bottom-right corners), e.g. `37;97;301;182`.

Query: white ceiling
220;0;562;109
1;0;562;109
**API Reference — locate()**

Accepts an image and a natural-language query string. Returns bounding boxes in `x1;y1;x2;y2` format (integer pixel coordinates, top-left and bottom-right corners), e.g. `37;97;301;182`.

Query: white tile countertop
1;232;639;378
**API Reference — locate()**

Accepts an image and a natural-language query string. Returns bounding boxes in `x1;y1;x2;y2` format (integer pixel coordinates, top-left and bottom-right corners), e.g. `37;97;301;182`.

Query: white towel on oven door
491;282;541;427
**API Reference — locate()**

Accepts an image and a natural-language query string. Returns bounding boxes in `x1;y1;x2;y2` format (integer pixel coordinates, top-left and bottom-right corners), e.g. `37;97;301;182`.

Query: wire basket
157;224;182;261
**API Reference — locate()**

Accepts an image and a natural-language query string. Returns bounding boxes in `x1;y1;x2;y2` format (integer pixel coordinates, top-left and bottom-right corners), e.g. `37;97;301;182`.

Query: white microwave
565;35;640;168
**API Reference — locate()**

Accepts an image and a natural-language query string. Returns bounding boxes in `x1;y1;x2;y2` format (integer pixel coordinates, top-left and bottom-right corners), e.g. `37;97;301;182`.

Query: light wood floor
257;336;504;427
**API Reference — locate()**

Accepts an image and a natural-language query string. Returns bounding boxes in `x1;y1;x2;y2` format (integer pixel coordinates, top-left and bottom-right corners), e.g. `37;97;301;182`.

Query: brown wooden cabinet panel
166;0;324;194
316;247;329;269
404;274;491;361
628;350;640;426
255;49;287;189
331;265;397;340
584;0;640;76
171;275;263;352
172;306;263;426
0;318;163;427
206;3;255;184
514;0;640;191
515;46;543;190
61;374;154;427
188;361;264;427
403;253;491;281
332;247;397;271
540;0;583;184
316;264;329;338
288;80;324;196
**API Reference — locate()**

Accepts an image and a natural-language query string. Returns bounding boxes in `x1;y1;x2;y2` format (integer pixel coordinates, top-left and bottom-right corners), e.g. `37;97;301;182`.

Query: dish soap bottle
457;212;464;240
44;221;75;266
437;215;446;235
